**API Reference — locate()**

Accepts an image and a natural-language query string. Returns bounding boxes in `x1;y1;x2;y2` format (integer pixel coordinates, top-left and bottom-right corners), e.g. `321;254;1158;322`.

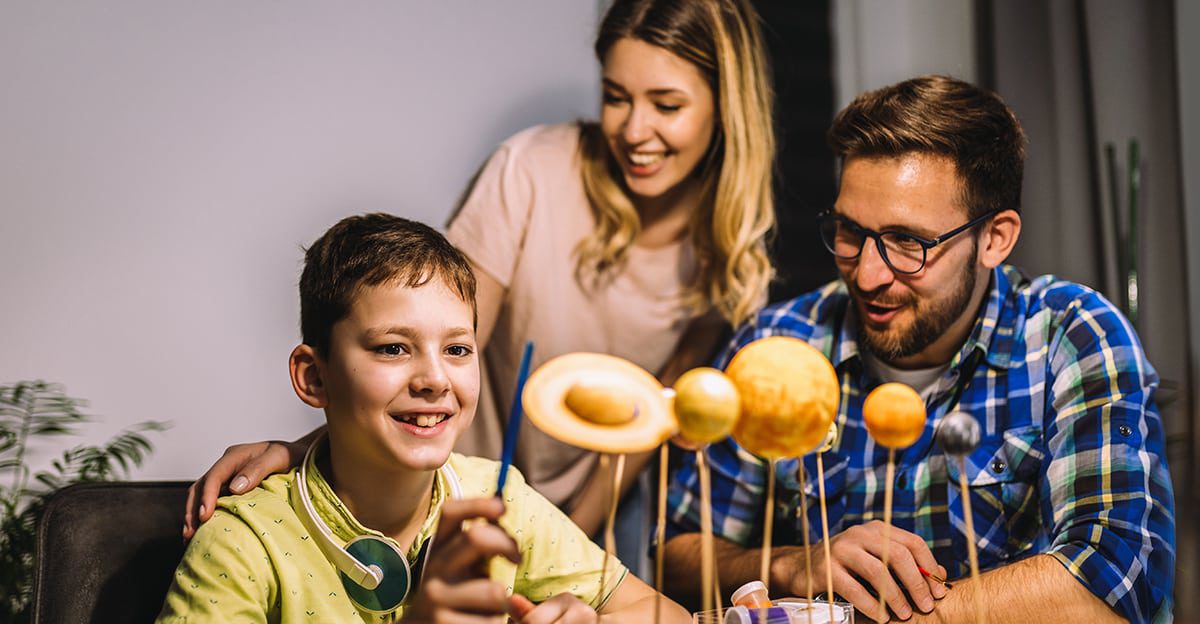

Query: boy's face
316;278;479;474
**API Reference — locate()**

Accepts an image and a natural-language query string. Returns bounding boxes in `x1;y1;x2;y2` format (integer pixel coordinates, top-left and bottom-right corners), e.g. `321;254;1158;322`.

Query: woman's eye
655;103;682;113
602;92;628;105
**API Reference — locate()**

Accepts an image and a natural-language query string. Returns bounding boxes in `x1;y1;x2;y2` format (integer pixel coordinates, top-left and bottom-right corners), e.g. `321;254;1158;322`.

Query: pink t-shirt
447;123;696;507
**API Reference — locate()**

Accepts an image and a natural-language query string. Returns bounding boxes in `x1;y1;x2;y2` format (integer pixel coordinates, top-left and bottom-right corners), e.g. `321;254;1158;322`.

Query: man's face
833;154;985;368
318;279;479;475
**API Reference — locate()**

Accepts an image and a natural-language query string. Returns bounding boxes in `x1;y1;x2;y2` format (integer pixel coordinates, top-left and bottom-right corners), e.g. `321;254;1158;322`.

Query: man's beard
851;242;979;362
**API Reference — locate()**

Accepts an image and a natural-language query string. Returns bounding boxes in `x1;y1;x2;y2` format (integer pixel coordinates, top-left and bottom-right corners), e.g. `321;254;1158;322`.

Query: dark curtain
753;0;838;304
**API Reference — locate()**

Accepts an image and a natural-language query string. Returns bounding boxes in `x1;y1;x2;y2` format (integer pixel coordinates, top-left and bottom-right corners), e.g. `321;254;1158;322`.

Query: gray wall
0;3;601;479
1179;0;1200;483
832;0;976;110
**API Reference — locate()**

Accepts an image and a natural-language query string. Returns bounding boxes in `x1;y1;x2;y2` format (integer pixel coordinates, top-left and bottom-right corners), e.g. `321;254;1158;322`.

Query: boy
158;214;689;622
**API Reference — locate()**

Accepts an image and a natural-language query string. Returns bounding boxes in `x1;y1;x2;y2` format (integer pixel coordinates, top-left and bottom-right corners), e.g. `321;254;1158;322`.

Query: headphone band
288;432;463;610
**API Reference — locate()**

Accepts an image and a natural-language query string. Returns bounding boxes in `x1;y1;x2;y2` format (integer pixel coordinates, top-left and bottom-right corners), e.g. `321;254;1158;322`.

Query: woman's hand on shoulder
182;427;319;539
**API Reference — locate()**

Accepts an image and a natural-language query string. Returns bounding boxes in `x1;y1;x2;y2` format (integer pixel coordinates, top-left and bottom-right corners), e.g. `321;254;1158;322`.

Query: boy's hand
183;436;310;539
404;498;522;622
509;593;598;624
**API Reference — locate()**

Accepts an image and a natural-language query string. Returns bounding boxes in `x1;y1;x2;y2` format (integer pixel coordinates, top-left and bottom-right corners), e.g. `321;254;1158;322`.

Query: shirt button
990;459;1006;474
1118;425;1133;437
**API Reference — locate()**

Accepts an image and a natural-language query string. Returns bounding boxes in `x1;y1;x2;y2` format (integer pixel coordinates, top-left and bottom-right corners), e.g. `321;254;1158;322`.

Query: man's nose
855;238;896;293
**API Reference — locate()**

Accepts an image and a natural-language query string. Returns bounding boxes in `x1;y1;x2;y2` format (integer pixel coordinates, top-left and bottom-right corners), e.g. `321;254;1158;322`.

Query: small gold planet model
672;367;741;445
725;336;839;459
862;382;926;448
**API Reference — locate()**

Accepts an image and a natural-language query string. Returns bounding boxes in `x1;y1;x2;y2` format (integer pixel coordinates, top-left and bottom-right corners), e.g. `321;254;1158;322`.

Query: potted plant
0;380;167;623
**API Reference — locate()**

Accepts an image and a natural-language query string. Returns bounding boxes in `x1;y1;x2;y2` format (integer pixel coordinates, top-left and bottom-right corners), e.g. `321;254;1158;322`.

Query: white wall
0;3;601;480
832;0;975;111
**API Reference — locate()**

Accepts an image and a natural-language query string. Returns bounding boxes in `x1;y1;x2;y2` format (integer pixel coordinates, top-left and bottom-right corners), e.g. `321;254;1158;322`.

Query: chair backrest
32;481;190;624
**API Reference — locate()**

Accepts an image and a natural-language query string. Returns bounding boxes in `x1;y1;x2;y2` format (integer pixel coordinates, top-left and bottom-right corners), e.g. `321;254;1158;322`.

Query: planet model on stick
862;382;926;449
726;336;839;459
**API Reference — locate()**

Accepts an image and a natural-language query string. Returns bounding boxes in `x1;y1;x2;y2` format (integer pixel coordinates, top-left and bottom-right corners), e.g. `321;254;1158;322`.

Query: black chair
32;481;190;624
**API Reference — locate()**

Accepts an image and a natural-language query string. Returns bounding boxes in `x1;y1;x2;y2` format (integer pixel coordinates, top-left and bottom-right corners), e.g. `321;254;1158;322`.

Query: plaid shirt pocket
948;425;1047;567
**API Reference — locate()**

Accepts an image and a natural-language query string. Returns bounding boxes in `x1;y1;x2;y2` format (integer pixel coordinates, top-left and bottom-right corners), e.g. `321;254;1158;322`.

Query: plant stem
8;387;34;507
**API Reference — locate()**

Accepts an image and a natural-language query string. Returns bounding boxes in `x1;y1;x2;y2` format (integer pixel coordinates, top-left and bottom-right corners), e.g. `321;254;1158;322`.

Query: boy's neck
320;442;438;551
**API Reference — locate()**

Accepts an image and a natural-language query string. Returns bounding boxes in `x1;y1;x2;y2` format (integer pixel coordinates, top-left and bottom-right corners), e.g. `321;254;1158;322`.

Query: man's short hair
299;213;476;356
827;74;1027;219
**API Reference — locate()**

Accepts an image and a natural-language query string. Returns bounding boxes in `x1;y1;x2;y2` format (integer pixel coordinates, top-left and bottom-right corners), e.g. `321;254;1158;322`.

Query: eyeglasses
817;209;999;274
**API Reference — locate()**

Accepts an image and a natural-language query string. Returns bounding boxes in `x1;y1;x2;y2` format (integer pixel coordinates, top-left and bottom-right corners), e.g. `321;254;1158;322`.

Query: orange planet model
725;337;839;459
862;382;926;448
672;367;741;445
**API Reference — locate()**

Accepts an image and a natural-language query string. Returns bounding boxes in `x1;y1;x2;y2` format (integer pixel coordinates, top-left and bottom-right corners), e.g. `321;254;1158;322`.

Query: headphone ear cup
341;536;411;613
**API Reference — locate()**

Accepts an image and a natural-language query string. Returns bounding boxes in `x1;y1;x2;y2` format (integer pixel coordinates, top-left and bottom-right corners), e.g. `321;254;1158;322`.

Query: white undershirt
861;350;951;401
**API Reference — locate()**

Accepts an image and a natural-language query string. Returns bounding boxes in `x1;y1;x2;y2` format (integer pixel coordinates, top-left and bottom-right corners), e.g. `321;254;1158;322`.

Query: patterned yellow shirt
157;452;626;623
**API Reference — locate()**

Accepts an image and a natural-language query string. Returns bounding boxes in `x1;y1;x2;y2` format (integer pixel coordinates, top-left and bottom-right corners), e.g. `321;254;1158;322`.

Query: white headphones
289;433;462;614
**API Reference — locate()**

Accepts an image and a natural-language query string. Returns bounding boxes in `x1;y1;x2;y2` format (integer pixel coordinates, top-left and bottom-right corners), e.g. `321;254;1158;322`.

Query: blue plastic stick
496;341;534;497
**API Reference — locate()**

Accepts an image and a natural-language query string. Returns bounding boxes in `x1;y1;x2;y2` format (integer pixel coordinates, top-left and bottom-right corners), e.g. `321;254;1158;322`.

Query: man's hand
403;497;523;622
775;520;948;623
183;436;312;539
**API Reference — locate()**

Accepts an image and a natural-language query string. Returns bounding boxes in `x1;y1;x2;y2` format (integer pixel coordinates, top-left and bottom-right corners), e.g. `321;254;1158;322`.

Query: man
663;75;1174;623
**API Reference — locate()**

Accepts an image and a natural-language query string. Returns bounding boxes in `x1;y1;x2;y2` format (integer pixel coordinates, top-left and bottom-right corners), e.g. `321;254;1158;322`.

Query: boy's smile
313;278;479;476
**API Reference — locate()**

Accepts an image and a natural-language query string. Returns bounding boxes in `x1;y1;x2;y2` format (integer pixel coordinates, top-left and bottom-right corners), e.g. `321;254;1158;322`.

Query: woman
185;0;776;563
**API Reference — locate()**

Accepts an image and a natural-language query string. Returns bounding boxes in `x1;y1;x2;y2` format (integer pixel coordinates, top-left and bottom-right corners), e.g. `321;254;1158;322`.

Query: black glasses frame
817;209;1000;274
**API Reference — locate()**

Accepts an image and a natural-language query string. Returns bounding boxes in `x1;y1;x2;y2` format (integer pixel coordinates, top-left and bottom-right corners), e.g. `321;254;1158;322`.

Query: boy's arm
158;510;275;623
596;573;690;623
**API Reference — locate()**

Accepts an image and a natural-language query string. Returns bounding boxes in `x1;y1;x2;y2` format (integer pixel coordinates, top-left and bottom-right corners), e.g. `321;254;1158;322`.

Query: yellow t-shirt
157;452;626;623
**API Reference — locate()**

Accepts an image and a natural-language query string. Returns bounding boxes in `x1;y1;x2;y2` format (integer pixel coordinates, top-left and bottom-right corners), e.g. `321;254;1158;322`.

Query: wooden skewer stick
862;383;926;623
756;458;777;624
760;458;777;593
655;443;668;624
797;462;814;624
937;410;985;624
698;449;715;617
713;554;725;622
816;453;835;624
595;454;624;606
877;448;897;619
957;456;986;624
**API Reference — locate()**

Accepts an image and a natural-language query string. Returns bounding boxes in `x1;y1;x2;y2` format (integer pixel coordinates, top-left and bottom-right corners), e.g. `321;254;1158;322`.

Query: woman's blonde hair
577;0;775;327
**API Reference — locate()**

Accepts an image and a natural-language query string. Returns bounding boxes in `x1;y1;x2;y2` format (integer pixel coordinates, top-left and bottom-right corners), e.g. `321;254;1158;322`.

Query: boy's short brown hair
299;213;476;356
827;74;1027;219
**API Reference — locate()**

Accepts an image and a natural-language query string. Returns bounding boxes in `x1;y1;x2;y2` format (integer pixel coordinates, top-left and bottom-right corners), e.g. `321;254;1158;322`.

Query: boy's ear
290;344;328;409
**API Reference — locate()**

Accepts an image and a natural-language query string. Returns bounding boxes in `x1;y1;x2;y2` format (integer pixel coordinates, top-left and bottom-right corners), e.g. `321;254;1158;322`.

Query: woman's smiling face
600;37;716;201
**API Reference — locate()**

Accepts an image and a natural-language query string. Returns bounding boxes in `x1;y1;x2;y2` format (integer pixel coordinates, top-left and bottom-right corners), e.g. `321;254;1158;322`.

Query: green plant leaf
0;380;169;620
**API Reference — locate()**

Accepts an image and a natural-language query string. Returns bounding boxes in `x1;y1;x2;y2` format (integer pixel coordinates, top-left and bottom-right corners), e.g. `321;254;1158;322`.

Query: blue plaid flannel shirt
666;265;1175;623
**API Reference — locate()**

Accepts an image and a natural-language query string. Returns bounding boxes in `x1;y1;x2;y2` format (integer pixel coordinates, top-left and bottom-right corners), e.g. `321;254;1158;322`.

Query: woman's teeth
629;151;664;166
397;414;448;427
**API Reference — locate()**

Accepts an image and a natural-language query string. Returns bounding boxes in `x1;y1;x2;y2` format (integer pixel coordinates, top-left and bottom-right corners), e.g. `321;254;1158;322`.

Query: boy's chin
397;446;456;472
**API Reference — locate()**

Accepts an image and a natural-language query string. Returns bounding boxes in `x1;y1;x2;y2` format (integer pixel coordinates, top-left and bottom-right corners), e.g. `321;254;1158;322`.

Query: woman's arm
567;311;728;534
655;309;728;386
182;427;321;539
